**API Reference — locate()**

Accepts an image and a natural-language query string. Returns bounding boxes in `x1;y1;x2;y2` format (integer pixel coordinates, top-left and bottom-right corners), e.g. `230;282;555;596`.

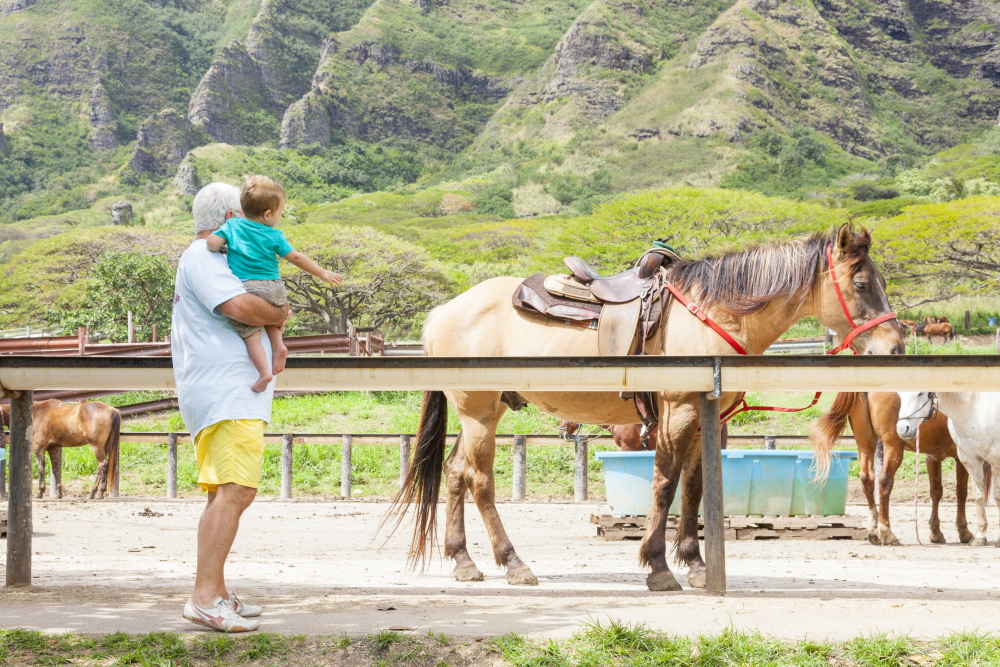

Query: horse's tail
106;409;121;495
811;392;864;480
380;391;448;569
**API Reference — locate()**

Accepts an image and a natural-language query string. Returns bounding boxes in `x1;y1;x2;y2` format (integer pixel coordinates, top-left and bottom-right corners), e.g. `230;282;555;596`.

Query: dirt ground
2;499;1000;640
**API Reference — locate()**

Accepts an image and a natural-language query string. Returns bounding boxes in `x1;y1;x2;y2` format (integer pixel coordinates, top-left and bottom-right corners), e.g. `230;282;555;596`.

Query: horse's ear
859;226;872;246
835;222;852;252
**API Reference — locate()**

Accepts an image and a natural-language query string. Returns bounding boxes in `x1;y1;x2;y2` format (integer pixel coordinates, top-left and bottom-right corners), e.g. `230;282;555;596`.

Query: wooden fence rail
1;433;851;503
6;354;999;595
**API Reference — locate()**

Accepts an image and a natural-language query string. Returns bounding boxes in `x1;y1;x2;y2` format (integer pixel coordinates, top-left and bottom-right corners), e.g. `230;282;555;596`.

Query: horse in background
813;392;976;546
558;421;658;451
2;399;121;499
898;392;1000;546
916;320;955;343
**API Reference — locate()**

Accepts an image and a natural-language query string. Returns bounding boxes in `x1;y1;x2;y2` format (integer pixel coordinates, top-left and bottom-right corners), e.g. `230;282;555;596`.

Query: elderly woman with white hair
171;182;290;632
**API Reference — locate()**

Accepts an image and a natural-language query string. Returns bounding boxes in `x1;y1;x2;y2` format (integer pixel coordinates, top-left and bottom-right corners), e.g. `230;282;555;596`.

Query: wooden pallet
591;514;866;541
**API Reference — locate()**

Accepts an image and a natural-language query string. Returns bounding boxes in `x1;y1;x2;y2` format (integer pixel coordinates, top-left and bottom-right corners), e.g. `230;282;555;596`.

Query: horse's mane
667;227;871;316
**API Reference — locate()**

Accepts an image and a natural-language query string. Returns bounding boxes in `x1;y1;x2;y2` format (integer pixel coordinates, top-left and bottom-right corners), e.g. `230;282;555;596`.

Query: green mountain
3;0;1000;328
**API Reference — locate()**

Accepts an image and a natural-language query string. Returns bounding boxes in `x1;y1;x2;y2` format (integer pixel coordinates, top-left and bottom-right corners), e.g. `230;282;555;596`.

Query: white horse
897;392;1000;546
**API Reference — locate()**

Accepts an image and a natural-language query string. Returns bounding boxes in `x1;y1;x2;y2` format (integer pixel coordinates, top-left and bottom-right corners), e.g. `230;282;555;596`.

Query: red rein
670;244;897;424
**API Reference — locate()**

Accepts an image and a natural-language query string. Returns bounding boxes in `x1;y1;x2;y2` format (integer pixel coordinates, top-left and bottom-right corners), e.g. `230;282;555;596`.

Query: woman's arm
284;251;343;287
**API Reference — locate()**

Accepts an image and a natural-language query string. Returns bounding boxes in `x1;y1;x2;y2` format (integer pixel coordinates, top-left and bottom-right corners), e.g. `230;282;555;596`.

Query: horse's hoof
867;533;880;546
971;537;988;546
929;532;946;545
506;564;538;586
454;562;484;582
960;532;975;544
646;571;682;592
687;570;707;589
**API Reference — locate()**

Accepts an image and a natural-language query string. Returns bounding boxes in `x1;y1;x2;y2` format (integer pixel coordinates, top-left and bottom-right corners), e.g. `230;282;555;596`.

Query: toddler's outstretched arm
206;234;226;252
284;251;343;287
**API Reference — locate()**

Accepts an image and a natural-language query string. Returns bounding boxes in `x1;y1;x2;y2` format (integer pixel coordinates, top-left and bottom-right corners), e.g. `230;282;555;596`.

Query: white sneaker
183;596;260;632
229;591;262;618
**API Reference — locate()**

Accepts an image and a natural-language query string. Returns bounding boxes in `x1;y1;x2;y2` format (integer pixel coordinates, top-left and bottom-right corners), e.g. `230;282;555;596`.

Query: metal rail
3;354;997;594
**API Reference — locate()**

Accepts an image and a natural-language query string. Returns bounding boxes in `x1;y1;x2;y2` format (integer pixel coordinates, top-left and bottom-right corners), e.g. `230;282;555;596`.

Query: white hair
192;182;241;234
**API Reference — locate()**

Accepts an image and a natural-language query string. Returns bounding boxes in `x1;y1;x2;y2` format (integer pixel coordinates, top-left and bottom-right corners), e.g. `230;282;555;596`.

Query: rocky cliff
127;109;195;176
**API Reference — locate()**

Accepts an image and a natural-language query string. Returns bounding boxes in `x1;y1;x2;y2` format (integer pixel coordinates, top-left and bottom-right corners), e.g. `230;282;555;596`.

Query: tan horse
2;399;121;499
812;392;976;546
389;224;903;591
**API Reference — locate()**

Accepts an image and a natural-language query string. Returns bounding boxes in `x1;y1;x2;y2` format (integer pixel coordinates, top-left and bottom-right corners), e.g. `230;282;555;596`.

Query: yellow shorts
194;419;266;492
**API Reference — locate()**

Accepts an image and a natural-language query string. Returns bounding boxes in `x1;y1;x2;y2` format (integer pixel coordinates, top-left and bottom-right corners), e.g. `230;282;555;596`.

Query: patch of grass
193;635;234;660
428;631;451;646
844;633;916;667
238;633;290;662
366;630;404;651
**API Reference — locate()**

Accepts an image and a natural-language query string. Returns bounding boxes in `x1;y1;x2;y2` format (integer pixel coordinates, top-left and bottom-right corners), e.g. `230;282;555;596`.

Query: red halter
667;243;897;424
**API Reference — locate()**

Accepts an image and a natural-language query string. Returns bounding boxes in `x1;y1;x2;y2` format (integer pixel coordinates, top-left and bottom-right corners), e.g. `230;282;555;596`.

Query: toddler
208;175;342;392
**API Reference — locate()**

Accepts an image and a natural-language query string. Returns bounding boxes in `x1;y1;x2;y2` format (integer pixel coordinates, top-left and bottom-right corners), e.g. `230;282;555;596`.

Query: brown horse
388;224;903;591
558;421;658;451
812;392;976;545
916;321;955;343
2;399;121;499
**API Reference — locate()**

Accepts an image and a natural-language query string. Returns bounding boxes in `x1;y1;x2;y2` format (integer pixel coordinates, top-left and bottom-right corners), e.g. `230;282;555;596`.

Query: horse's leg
639;401;698;592
49;447;64;499
457;399;536;585
443;431;483;582
955;459;974;543
963;454;988;546
90;444;108;500
875;441;903;545
35;447;46;499
926;456;945;544
678;445;706;589
854;432;878;540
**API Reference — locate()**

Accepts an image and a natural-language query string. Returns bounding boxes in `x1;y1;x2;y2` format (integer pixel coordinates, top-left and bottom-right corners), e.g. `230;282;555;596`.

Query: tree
0;226;188;328
282;224;452;336
46;252;176;342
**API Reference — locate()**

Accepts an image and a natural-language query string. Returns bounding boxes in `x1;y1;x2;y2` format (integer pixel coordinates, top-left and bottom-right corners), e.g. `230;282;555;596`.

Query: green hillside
2;0;1000;333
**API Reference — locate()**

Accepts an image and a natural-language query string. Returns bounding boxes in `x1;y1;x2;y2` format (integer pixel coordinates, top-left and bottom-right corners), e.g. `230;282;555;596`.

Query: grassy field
4;624;1000;666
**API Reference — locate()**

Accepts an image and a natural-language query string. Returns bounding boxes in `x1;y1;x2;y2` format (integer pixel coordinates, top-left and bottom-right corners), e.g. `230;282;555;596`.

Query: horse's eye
853;281;868;291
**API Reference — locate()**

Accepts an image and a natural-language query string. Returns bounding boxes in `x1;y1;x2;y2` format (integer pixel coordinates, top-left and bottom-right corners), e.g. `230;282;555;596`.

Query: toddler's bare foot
272;344;288;375
251;372;273;393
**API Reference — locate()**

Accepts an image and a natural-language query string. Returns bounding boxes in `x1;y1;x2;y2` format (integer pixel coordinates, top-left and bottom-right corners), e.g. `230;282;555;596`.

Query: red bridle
665;243;897;423
823;244;897;355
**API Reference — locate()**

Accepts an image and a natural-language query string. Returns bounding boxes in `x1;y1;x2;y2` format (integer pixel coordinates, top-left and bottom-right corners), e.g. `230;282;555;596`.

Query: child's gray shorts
233;279;287;339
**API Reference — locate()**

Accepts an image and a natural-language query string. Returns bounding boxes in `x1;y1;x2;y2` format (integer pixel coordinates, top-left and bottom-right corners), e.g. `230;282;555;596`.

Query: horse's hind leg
444;431;483;582
639;400;698;592
49;447;64;499
926;456;945;544
962;453;988;546
90;444;108;500
874;441;903;546
955;459;975;543
35;448;46;499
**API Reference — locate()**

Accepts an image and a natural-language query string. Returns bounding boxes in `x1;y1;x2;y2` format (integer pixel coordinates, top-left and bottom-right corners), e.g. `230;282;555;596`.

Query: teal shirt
212;217;294;281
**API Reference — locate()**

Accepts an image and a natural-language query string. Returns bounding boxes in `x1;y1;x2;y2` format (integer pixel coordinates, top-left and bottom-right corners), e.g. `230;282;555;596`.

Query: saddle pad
543;274;601;303
512;273;602;323
598;298;641;355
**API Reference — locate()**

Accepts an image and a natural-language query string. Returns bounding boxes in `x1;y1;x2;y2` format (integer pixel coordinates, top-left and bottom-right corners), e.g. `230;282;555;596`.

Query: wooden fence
4;354;1000;596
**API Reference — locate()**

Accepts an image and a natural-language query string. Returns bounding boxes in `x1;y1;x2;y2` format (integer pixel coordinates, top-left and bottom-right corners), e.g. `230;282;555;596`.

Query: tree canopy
282;224;452;337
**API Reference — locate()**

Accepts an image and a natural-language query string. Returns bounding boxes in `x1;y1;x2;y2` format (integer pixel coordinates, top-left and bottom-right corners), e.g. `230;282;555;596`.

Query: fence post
965;310;972;333
348;326;358;357
512;434;526;501
281;434;293;499
6;390;33;586
700;390;726;595
399;434;410;486
574;438;588;502
166;433;177;499
127;310;134;343
341;434;352;498
152;325;158;344
78;327;86;355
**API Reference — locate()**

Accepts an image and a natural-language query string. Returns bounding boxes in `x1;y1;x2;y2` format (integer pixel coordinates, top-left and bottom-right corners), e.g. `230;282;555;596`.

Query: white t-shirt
171;239;274;436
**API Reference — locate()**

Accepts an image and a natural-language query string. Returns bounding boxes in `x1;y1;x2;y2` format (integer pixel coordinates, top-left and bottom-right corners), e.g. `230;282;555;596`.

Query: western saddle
511;241;681;428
